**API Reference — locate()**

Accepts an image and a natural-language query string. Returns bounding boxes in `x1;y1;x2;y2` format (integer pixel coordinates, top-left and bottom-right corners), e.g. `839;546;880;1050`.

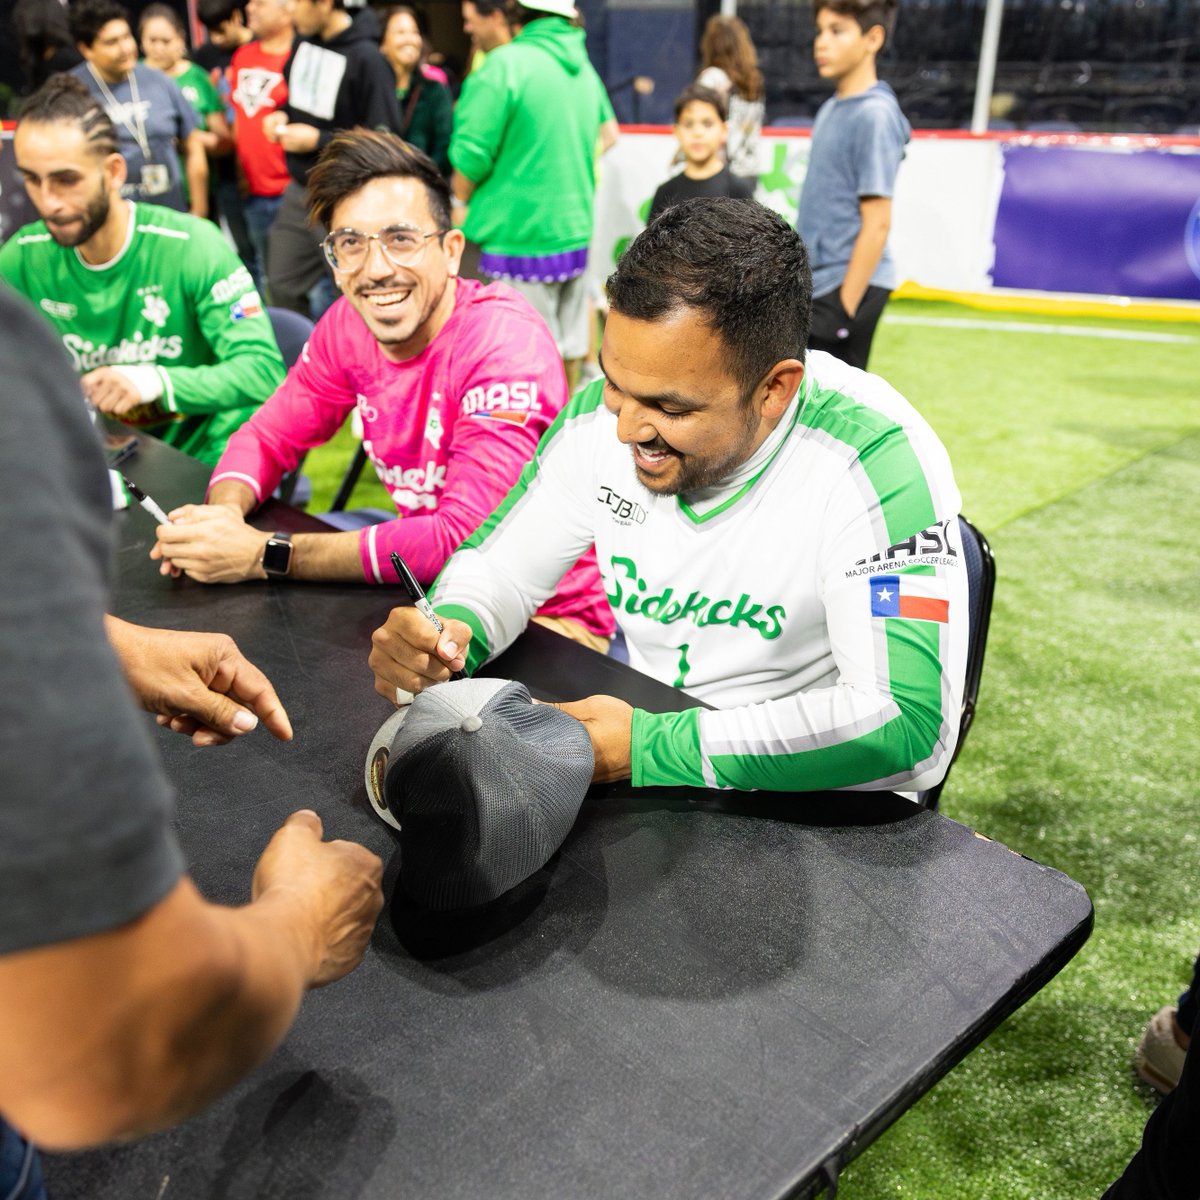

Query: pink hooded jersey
211;278;613;636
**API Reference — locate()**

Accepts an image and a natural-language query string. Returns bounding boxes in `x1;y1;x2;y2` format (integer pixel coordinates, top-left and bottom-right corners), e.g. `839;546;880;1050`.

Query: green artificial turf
844;301;1200;1198
300;298;1200;1198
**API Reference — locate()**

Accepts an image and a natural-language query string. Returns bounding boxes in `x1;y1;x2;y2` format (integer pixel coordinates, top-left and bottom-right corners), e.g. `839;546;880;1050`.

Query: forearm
185;145;209;218
161;348;283;416
286;531;368;581
839;203;891;314
207;479;259;516
361;504;492;587
451;169;476;205
0;879;312;1149
632;683;952;792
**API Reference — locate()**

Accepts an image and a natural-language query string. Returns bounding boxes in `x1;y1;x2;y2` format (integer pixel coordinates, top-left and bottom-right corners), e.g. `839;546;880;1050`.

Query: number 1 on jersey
673;643;691;688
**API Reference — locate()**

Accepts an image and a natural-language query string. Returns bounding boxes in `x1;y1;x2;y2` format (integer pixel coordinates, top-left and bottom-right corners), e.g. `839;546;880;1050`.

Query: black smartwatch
262;532;294;578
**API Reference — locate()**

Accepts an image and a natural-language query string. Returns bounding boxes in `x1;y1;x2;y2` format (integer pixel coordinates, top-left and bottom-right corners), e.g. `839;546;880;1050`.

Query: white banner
588;130;1007;295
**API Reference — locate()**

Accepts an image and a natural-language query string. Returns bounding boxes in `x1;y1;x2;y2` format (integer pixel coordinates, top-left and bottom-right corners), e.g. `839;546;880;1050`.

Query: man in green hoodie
449;0;617;386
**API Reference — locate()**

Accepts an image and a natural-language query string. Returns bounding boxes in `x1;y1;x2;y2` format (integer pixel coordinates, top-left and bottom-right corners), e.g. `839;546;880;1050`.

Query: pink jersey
211;278;613;636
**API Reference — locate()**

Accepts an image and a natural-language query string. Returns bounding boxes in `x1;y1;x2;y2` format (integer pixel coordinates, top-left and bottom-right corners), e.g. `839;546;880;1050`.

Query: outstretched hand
105;617;293;746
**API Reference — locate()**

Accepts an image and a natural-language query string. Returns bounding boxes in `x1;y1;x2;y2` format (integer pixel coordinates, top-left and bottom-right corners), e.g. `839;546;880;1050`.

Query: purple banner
992;145;1200;300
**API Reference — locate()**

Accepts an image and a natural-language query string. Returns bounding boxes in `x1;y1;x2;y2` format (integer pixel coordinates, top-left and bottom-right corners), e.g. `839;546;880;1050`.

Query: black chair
919;515;995;810
265;307;314;505
266;306;313;370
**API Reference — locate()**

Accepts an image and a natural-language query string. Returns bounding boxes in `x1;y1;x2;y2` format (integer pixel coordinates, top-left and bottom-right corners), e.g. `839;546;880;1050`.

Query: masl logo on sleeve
461;381;540;425
869;574;949;623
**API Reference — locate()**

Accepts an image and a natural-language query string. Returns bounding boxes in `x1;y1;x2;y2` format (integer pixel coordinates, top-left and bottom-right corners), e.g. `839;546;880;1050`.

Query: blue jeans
242;192;285;297
0;1117;45;1200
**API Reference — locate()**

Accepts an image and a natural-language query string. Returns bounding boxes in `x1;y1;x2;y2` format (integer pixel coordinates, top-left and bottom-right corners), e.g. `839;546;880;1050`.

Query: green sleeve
160;225;284;416
631;708;705;788
192;67;223;117
448;62;511;185
598;72;616;124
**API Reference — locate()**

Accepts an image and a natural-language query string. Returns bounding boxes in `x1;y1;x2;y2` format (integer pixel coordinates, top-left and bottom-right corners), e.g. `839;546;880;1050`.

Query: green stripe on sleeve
631;707;705;788
453;379;607;556
434;603;491;675
801;388;937;543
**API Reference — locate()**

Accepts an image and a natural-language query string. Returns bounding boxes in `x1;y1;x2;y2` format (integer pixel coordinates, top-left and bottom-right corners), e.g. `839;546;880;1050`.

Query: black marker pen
121;475;171;525
390;551;467;680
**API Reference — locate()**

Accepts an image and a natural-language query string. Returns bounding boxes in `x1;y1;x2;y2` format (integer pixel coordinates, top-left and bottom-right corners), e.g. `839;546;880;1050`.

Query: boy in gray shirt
796;0;909;370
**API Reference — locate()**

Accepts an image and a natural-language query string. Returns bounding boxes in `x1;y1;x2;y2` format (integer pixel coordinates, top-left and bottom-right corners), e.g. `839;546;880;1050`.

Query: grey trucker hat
365;678;594;909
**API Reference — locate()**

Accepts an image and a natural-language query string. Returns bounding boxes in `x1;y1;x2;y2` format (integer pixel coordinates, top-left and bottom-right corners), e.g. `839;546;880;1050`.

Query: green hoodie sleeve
449;57;514;185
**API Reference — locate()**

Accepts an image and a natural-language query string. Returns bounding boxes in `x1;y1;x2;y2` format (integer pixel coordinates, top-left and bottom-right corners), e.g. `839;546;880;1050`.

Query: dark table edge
774;902;1095;1200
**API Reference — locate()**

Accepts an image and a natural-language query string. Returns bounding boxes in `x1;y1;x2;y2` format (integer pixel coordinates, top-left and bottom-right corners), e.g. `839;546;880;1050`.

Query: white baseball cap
517;0;579;18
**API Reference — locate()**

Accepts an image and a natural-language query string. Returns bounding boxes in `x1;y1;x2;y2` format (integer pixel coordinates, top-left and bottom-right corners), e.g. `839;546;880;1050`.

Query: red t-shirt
229;40;292;198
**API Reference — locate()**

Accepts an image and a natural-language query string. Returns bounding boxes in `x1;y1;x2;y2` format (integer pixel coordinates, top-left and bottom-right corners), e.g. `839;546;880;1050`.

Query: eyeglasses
320;225;447;272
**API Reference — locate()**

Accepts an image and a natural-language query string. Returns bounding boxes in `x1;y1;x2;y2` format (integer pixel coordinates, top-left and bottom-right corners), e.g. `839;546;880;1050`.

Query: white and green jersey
433;351;968;793
0;202;284;465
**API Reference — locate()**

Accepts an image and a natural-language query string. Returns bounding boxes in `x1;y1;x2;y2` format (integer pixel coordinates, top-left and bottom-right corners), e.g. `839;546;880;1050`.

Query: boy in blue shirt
796;0;910;369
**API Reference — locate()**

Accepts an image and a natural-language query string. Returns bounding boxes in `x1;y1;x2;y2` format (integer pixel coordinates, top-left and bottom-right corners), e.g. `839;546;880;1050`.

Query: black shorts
807;284;891;371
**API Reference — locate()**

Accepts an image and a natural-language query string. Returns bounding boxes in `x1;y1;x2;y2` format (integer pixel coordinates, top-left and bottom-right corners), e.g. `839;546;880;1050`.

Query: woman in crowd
380;6;454;176
696;14;764;184
139;4;232;162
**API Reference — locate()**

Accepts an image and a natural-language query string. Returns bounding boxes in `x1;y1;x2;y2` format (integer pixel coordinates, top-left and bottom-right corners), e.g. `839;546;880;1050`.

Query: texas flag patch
230;292;263;321
869;574;949;623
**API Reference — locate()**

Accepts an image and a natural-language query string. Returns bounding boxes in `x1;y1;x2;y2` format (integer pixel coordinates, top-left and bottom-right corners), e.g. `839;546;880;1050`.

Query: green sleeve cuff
433;602;491;674
631;707;705;788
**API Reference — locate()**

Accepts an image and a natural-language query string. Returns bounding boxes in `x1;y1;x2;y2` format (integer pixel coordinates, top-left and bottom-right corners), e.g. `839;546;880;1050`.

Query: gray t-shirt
796;81;911;298
0;284;184;956
72;62;199;213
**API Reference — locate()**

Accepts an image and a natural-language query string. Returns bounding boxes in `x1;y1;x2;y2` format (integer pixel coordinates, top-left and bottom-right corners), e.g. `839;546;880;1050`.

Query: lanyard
87;63;154;163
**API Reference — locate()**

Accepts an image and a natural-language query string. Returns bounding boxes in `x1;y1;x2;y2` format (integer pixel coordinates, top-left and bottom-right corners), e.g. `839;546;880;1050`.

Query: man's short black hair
307;127;452;233
197;0;245;31
606;199;812;396
468;0;509;16
68;0;132;47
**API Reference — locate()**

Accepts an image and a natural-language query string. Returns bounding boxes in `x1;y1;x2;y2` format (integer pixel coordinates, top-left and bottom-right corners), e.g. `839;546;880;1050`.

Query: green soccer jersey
0;202;284;465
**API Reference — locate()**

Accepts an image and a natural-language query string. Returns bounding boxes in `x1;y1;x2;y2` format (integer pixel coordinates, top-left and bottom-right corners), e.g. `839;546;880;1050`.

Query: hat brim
364;702;411;832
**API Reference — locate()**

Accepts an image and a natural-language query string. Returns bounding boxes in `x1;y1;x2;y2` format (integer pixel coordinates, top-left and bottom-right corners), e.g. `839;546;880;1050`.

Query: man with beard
0;75;284;466
368;198;970;796
151;130;612;649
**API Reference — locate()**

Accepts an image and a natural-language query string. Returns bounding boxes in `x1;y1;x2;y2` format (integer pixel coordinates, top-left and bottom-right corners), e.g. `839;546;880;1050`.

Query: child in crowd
796;0;910;370
696;15;764;184
648;84;754;223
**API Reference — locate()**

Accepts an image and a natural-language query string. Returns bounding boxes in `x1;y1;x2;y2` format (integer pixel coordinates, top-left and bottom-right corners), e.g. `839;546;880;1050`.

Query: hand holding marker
390;551;468;682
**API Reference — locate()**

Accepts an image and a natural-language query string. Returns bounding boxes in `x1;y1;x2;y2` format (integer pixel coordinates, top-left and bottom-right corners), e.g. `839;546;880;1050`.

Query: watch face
263;535;293;576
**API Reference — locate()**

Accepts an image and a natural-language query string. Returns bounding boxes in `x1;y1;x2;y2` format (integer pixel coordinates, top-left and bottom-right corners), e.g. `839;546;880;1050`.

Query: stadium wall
592;128;1200;311
6;124;1198;311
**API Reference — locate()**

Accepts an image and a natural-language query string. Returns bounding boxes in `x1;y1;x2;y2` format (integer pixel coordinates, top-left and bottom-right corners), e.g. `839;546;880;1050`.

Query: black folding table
43;436;1092;1199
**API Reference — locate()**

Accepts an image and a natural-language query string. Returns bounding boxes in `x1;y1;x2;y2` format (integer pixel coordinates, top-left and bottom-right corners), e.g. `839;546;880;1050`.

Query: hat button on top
461;714;483;733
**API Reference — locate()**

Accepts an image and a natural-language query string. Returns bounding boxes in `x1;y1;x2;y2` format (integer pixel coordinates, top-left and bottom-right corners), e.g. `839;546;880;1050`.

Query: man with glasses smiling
153;129;613;648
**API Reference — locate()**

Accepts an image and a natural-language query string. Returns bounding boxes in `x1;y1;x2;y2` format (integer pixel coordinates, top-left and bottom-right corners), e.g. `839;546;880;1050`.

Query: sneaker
1134;1005;1189;1094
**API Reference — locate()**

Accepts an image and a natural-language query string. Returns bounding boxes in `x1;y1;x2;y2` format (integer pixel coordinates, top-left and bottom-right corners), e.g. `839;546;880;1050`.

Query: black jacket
283;8;403;185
